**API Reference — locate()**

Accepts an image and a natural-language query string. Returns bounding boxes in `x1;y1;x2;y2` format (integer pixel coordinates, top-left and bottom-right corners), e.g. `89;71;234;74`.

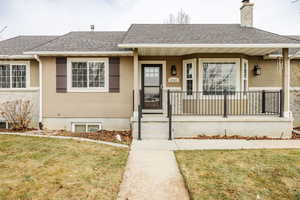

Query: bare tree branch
0;26;7;34
164;9;191;24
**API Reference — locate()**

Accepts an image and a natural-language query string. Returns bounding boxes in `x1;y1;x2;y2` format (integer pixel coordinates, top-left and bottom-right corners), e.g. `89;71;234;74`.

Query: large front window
0;64;27;89
203;62;237;94
68;58;108;92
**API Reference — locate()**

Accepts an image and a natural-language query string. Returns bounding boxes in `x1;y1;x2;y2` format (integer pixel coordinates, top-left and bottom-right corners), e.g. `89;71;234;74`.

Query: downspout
34;55;43;129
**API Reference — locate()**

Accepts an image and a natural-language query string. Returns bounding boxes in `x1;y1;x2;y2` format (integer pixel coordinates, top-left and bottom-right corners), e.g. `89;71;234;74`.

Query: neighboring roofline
0;55;35;59
118;43;300;48
23;51;134;56
264;54;300;59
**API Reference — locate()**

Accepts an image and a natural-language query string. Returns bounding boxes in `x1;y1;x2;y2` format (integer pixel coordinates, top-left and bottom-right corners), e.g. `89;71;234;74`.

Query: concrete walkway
117;139;300;200
117;140;189;200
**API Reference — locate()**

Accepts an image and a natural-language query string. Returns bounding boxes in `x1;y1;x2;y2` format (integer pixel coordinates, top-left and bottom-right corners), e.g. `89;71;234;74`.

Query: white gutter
118;43;300;48
24;51;133;56
0;55;35;59
34;55;43;124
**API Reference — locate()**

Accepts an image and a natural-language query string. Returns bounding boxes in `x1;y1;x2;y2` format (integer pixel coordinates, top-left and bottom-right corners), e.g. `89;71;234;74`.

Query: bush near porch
0;135;128;200
175;149;300;200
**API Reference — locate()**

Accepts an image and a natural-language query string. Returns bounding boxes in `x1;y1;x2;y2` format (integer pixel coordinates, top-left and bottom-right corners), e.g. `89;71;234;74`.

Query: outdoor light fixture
254;65;262;76
171;65;177;76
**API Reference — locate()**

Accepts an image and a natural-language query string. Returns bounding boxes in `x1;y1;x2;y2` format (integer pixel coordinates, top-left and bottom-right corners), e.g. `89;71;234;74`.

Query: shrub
0;99;33;130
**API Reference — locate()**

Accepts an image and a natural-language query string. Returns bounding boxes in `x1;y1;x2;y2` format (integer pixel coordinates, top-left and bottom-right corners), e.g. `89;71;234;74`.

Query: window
203;62;237;95
242;59;248;92
0;64;28;89
72;123;102;133
12;65;26;88
72;62;87;88
0;65;10;88
68;58;108;92
183;59;196;95
0;121;8;129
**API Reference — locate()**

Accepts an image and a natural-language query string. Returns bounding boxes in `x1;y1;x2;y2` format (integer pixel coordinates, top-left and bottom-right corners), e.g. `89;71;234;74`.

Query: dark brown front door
142;64;162;109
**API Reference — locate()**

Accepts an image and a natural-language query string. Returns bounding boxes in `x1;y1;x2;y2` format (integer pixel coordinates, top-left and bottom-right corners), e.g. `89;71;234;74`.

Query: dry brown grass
176;149;300;200
0;135;128;200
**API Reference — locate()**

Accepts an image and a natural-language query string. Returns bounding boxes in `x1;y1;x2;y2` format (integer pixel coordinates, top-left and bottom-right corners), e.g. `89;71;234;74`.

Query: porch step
132;115;170;139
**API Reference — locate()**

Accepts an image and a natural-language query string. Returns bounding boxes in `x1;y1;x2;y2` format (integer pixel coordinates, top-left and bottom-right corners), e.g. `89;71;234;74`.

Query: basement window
0;121;8;129
72;123;102;133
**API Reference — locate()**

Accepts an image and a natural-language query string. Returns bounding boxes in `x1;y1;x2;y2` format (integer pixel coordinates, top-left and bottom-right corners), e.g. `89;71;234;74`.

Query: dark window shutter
109;57;120;93
56;57;67;93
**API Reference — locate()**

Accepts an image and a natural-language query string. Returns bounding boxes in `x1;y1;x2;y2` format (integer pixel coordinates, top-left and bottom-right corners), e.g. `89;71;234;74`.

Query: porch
132;89;291;139
131;48;293;139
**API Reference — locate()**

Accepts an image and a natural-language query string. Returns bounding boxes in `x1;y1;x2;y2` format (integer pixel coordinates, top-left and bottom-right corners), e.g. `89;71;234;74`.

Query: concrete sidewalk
117;141;189;200
132;139;300;151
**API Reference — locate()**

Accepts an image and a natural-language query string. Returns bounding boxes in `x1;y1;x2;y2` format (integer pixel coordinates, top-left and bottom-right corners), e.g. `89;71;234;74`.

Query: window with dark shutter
109;57;120;93
56;57;67;93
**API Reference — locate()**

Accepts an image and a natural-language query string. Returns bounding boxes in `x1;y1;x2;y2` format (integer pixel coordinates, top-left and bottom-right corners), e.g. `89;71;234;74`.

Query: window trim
71;122;102;133
198;58;241;94
67;58;109;93
0;61;30;90
183;59;197;95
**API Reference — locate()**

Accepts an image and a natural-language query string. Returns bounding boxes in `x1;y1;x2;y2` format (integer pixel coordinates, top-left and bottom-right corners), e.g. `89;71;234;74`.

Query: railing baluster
262;90;266;114
223;90;228;118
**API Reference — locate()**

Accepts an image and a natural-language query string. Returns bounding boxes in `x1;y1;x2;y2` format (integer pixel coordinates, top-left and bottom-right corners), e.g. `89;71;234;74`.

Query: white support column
34;55;43;124
133;49;139;115
282;48;290;118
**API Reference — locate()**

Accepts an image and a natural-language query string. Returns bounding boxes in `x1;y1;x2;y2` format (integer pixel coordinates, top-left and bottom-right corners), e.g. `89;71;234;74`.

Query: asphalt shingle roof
121;24;300;44
0;35;58;55
270;35;300;55
29;31;129;52
1;25;300;55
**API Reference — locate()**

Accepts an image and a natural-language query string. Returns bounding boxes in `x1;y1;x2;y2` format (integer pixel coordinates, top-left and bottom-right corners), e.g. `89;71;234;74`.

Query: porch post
133;49;139;114
282;48;290;118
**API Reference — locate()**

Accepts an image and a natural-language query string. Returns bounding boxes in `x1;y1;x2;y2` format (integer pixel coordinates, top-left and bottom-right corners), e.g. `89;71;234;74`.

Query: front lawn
175;149;300;200
0;135;128;200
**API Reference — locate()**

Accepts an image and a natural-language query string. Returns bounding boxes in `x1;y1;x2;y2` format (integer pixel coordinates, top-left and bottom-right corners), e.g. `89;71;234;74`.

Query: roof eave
23;51;134;56
0;55;35;59
118;43;300;48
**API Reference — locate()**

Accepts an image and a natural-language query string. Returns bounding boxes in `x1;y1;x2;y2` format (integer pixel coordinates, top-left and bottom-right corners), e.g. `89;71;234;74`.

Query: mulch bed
55;130;132;145
292;127;300;139
176;133;300;140
0;128;37;133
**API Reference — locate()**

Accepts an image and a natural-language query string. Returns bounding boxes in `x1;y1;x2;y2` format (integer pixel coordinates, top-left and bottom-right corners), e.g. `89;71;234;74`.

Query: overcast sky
0;0;300;40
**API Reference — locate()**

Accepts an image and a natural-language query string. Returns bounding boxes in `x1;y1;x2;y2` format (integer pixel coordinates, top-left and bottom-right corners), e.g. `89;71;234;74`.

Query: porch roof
120;24;300;56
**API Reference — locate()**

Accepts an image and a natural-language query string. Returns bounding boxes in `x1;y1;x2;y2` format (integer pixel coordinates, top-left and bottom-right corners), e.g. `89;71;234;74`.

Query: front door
141;64;162;109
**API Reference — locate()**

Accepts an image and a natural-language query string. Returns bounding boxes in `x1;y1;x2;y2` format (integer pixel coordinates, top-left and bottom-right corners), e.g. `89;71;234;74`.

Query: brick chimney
240;0;254;27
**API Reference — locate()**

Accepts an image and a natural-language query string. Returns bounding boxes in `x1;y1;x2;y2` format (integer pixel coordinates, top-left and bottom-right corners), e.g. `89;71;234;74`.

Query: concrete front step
132;121;170;139
131;114;170;139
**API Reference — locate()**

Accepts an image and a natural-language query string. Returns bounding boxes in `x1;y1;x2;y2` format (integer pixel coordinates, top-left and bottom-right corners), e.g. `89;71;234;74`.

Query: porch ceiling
137;47;280;56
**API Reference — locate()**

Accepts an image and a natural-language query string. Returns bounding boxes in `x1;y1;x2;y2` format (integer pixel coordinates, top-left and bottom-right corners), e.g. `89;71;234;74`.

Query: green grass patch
175;149;300;200
0;135;128;200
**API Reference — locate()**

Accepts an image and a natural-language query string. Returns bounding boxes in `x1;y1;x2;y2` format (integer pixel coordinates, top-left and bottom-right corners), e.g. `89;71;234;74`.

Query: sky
0;0;300;40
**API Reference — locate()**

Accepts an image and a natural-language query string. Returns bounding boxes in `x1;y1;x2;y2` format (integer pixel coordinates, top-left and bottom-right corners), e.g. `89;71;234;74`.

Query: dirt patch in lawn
175;149;300;200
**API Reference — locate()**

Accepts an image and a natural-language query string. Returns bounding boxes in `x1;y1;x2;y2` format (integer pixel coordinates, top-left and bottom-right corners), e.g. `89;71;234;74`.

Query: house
1;0;300;139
